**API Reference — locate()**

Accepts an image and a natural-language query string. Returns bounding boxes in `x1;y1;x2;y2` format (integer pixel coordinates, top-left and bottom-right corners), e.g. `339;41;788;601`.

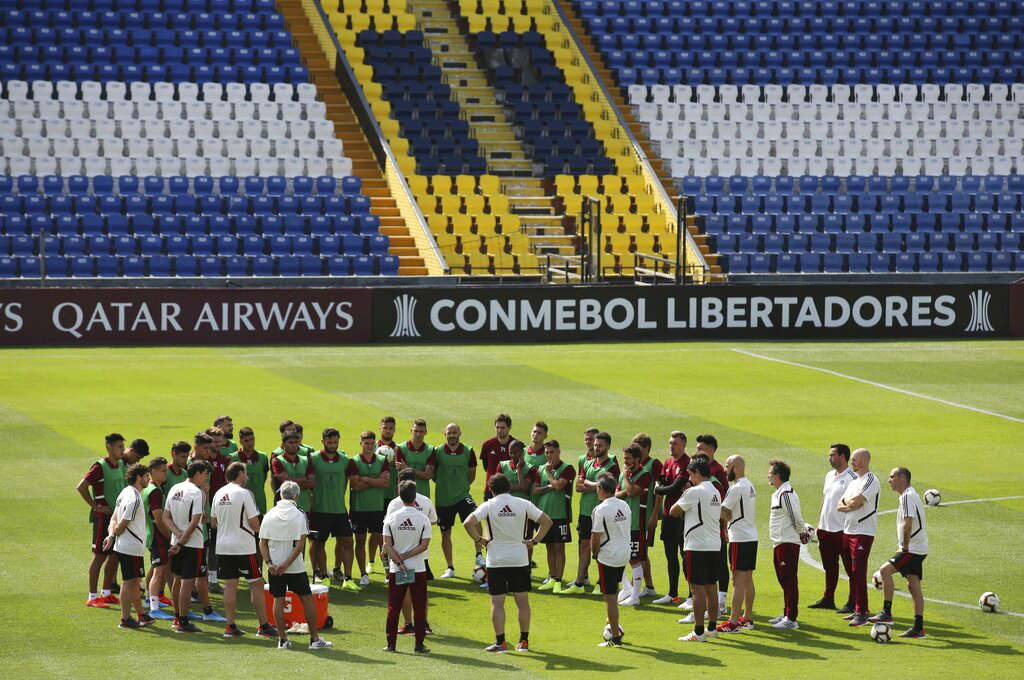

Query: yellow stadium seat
633;193;655;215
499;214;520;232
622;214;643;233
431;175;452;195
554;175;576;196
533;14;554;31
464;194;486;215
439;194;461;215
479;175;500;195
607;193;631;214
647;213;668;231
428;213;449;233
475;214;497;234
396;14;415;30
634;233;656;254
562;193;583;216
455;175;477;195
488;194;509;215
479;0;500;12
467;14;487;32
397;155;416;177
450;214;473;233
577;175;599;197
625;175;647;196
601;175;623;194
377;117;400;137
389;136;409;156
407;175;428;196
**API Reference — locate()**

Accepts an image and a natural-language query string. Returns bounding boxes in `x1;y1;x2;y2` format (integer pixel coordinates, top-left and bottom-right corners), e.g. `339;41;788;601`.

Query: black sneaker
899;628;926;639
836;602;855;615
137;613;156;627
119;617;140;629
415;644;431;653
848;614;870;627
399;623;415;636
808;598;836;610
257;623;279;638
332;568;344;581
868;612;893;623
223;624;245;638
173;619;199;633
382;645;397;652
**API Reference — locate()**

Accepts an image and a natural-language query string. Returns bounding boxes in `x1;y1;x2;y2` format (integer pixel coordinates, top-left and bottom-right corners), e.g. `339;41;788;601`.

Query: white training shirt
841;471;881;536
770;481;807;545
112;485;146;557
590;496;632;568
471;493;544;568
212;482;261;556
258;499;309;574
386;493;437;560
722;477;758;543
165;480;206;549
897;486;928;555
818;467;857;532
674;480;722;552
383;505;432;573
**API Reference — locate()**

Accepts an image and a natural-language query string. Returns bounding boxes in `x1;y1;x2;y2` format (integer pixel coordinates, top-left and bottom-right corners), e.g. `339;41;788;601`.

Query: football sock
695;625;704;636
209;572;217;585
496;634;505;645
631;565;643;595
883;600;892;614
914;615;923;630
519;631;529;642
89;592;98;601
149;596;160;611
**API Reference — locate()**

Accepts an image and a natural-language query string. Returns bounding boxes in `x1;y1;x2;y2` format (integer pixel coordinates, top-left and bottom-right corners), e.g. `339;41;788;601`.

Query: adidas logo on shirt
217;495;232;505
497;504;515;517
614;509;627;521
398;517;416;530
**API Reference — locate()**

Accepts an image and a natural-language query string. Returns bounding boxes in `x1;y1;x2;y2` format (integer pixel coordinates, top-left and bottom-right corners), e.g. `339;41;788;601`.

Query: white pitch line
800;495;1024;618
731;348;1024;424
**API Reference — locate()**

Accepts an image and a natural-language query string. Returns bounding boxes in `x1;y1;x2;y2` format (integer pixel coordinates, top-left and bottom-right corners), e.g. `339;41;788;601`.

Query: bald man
837;448;881;626
717;456;758;632
434;423;484;577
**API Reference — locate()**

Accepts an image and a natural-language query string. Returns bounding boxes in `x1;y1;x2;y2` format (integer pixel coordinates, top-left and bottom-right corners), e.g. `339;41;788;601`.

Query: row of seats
628;82;1024;104
1;28;296;51
614;64;1024;87
605;47;1024;70
670;156;1022;178
596;31;1024;53
680;173;1024;194
714;231;1023;253
3;233;390;256
1;174;363;196
3;80;316;103
694;193;1024;215
722;251;1020;273
1;45;302;69
0;0;278;10
579;0;1017;18
3;137;342;158
705;211;1024;233
1;213;382;236
0;193;374;218
0;62;308;84
0;156;354;178
2;9;287;30
0;253;399;277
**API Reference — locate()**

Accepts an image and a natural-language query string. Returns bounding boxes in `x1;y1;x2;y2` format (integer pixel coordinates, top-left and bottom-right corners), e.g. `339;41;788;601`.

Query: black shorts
660;516;682;543
171;545;207;579
596;562;625;595
218;553;263;582
487;566;531;596
729;541;757;571
685;550;719;586
889;552;925;579
91;512;112;554
350;510;384;535
645;521;657;548
629;529;648;562
268;571;312;598
437;497;477;531
310;512;353;539
117;551;146;581
527;520;538;538
577;514;593;540
542;518;572;544
150;538;170;568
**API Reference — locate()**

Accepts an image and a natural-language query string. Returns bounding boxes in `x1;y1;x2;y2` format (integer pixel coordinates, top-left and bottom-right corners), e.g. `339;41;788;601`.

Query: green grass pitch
1;340;1022;678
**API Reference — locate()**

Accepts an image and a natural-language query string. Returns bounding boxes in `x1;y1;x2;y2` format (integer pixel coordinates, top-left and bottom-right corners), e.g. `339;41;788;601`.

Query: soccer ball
923;489;941;506
979;592;1000;613
603;623;624;641
472;566;486;583
870;622;893;643
872;570;884;590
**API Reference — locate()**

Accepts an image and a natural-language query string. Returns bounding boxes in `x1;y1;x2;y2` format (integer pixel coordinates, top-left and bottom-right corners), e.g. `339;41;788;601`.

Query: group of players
77;413;930;649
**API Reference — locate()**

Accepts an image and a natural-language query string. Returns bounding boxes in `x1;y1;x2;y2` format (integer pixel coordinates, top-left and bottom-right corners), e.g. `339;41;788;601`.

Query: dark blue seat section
0;0;304;83
0;174;393;276
692;174;1024;273
358;30;486;176
473;31;615;176
576;0;1024;88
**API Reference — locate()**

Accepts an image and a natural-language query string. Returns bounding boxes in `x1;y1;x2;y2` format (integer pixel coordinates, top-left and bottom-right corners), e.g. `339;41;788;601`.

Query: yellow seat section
474;214;498;234
450;214;473;233
479;175;500;195
428;214;449;233
499;214;520;232
407;175;428;196
455;175;477;195
577;175;599;197
464;195;486;215
487;194;509;215
439;194;462;215
562;193;583;216
554;175;576;196
431;176;453;196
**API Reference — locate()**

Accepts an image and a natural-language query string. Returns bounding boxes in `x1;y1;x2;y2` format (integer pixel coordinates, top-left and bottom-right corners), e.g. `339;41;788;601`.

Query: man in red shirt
615;444;652;607
653;431;690;605
76;433;126;608
200;426;232;593
632;433;662;598
696;434;730;613
480;414;514;501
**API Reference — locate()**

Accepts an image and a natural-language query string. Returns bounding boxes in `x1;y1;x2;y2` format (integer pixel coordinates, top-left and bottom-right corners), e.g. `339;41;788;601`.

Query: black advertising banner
0;288;372;345
373;284;1014;342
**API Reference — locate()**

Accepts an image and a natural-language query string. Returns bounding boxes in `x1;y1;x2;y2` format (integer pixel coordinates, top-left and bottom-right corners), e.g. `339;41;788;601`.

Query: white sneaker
679;597;694;610
475;554;486;568
679;631;706;642
641;587;658;598
768;613;786;624
359;574;370;586
771;617;799;630
705;628;719;638
616;587;633;605
441;568;456;579
309;638;333;649
652;594;676;605
678;612;695;624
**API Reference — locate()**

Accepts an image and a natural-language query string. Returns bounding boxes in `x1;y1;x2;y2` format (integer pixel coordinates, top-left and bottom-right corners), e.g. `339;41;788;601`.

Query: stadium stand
0;0;409;278
573;0;1024;273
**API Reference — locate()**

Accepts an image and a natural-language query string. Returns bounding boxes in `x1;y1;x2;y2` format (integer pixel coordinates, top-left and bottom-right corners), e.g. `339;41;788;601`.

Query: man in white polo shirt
385;467;438;635
382;481;433;653
669;456;722;642
590;473;631;647
463;474;553;653
105;463;155;629
871;467;928;639
810;443;857;612
837;448;881;627
717;455;757;633
164;460;210;634
768;459;810;630
211;461;277;639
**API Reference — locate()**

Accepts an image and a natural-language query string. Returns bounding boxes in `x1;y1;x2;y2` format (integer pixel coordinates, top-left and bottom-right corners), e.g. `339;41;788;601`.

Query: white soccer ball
603;623;624;641
979;592;1000;613
472;566;486;583
923;489;941;506
870;622;893;643
872;570;884;590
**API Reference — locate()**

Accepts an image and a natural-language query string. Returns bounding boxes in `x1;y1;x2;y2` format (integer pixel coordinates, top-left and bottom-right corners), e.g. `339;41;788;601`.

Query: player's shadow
712;634;827;661
623;643;726;666
438;632;636;673
925;639;1021;655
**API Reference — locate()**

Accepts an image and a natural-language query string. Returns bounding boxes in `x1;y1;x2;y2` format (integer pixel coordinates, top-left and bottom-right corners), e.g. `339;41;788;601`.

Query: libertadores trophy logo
964;289;994;333
390;294;421;338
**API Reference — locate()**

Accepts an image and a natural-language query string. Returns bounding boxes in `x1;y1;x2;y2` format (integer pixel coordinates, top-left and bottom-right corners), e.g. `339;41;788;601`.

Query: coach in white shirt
382;481;433;653
810;443;858;611
385;467;438;633
670;456;722;642
768;459;810;630
590;472;631;647
105;463;152;629
837;448;881;626
464;474;553;653
719;455;757;632
871;467;928;638
212;461;275;638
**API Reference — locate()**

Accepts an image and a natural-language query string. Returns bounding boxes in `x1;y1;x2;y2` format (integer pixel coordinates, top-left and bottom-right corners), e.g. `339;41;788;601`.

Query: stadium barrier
0;282;1021;345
